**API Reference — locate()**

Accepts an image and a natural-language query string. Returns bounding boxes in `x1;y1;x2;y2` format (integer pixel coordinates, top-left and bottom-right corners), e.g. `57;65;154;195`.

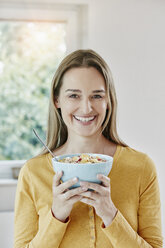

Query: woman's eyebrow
65;89;105;93
65;89;81;93
92;90;105;93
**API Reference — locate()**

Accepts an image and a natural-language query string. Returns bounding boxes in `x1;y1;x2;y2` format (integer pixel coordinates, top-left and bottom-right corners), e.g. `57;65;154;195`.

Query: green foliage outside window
0;21;66;160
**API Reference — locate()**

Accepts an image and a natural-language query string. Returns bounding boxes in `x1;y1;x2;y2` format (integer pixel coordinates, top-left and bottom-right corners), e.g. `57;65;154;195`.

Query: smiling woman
43;49;127;153
14;49;163;248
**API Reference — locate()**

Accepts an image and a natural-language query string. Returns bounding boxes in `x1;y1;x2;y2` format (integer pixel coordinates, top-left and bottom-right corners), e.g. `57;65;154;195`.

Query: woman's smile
73;115;97;126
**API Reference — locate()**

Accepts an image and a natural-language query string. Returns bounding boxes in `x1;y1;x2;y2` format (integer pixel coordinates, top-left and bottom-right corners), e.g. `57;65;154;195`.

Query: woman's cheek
95;101;107;111
63;100;77;112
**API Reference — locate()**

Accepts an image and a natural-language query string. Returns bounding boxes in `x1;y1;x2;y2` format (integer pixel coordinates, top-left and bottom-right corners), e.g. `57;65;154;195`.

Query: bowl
52;153;113;189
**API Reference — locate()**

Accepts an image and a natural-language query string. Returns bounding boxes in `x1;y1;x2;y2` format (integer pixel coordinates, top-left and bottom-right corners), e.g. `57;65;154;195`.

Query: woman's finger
53;171;63;187
78;190;98;200
57;177;78;194
97;174;110;188
80;181;104;194
63;186;88;200
80;197;95;206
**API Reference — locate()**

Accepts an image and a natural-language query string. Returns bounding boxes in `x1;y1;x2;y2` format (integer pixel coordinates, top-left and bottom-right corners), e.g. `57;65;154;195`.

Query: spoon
33;129;58;161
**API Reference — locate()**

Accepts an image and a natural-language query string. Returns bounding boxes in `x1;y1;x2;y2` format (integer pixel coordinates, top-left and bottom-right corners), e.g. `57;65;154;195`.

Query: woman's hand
79;174;118;227
51;171;88;223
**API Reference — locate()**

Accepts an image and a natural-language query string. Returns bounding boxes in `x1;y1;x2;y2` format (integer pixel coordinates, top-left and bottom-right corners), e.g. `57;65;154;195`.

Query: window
0;1;87;174
0;20;66;160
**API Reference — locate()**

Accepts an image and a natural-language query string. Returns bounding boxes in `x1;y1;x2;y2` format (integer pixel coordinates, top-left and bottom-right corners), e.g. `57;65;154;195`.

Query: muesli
58;154;106;164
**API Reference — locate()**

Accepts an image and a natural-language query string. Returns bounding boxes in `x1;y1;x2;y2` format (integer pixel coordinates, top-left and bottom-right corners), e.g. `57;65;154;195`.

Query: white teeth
74;116;95;122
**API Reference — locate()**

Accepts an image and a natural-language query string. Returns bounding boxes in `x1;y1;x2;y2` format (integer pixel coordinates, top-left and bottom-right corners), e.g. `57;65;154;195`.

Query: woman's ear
54;97;60;109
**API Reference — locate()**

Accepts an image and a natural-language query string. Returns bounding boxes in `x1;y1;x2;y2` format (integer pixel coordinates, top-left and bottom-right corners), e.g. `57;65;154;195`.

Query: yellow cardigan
14;145;163;248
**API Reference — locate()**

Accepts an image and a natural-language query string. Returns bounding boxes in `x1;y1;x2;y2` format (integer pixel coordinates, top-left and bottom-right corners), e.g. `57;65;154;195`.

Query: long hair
41;49;127;155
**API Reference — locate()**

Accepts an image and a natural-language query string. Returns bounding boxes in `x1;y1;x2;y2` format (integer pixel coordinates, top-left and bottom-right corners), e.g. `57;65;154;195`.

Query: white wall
0;212;14;248
87;0;165;242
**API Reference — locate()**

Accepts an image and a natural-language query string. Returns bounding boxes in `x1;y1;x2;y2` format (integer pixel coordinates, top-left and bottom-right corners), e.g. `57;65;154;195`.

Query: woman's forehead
61;67;106;91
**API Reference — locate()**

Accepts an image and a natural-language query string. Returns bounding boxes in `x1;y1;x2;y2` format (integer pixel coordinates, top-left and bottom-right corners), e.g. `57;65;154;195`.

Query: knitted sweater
14;145;163;248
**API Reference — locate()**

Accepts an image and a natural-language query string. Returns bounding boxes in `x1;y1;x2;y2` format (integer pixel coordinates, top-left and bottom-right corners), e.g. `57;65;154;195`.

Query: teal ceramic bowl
52;153;113;189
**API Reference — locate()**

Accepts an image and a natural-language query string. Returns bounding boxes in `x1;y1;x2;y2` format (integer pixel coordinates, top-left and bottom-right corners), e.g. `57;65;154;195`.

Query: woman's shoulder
21;153;52;175
114;146;158;187
118;145;156;172
120;145;148;159
26;153;49;164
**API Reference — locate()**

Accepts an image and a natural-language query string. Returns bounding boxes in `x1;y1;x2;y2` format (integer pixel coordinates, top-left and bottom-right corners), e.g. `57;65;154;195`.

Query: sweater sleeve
101;155;163;248
14;163;70;248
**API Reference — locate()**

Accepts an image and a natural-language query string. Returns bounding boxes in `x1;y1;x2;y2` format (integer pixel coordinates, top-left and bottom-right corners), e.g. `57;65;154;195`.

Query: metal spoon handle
33;129;56;158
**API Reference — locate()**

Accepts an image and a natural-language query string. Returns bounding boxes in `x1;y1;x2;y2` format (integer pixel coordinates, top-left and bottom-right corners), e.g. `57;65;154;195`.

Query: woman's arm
101;155;163;248
14;163;70;248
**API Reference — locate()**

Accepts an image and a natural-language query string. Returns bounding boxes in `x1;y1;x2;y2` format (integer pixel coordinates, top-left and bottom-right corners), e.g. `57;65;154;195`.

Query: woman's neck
55;133;117;157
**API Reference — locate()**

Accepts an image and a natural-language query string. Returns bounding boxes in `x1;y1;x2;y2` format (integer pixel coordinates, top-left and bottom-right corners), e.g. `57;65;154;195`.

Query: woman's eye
92;95;102;99
69;94;79;98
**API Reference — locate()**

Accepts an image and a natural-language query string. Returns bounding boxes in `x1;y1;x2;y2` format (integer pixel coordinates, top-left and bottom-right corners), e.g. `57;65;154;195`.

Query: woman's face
55;67;109;137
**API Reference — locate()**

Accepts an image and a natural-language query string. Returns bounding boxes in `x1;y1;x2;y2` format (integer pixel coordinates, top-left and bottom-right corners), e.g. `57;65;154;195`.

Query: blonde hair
41;49;127;155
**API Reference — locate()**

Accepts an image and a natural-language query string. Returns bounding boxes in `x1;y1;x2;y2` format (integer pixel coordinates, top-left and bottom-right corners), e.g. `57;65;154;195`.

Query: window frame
0;2;86;53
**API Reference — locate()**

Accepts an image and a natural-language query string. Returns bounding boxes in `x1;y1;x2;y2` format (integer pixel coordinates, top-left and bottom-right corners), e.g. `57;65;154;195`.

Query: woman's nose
80;98;93;113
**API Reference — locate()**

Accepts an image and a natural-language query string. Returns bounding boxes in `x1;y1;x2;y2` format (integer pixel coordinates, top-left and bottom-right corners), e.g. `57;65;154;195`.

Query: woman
14;49;163;248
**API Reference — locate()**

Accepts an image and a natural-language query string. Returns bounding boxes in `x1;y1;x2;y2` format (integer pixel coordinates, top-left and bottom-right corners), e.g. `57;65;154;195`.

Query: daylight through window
0;21;66;160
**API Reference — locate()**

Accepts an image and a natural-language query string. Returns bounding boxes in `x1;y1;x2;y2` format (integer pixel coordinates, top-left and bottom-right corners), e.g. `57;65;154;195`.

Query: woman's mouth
73;115;97;125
